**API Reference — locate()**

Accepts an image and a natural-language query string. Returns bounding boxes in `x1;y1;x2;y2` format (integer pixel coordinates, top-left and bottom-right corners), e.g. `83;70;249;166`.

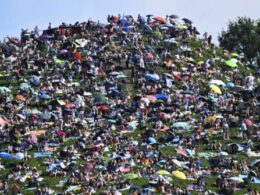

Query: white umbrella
208;80;226;87
0;87;11;93
172;122;189;128
228;177;244;183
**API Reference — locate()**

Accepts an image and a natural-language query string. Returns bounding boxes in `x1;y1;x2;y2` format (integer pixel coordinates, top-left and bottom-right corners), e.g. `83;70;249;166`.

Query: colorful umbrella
209;80;226;87
64;103;76;109
16;95;26;102
156;170;171;175
124;173;139;180
210;84;222;95
172;122;189;128
172;170;187;180
225;60;238;68
153;16;165;24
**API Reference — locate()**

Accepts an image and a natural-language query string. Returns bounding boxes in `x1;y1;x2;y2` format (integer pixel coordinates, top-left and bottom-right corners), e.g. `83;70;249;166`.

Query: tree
218;17;260;65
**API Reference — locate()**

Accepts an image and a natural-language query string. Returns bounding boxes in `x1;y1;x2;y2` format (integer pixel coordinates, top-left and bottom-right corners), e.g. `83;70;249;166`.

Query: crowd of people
0;14;259;194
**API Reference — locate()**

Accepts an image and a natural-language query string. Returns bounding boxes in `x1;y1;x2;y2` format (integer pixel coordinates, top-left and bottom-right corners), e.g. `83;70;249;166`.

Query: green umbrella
124;173;139;180
225;60;237;68
156;170;171;175
175;25;188;29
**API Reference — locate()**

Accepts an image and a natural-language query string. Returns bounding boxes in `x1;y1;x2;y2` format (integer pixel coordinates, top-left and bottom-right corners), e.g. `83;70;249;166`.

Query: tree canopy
218;17;260;66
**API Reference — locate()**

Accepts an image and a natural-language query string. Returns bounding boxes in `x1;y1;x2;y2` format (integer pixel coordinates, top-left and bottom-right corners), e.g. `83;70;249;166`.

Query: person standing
223;120;229;140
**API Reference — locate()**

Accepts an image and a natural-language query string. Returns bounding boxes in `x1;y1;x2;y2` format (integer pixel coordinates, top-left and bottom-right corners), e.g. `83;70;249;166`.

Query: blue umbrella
118;19;128;26
148;137;157;144
144;74;159;82
39;93;50;99
122;26;130;32
0;152;12;159
226;82;235;88
155;94;168;102
144;24;153;32
138;16;145;24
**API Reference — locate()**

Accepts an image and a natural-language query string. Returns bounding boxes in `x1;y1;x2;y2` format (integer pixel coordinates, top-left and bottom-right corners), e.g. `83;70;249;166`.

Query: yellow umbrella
172;170;187;180
210;84;222;95
197;60;204;65
230;53;238;58
16;95;26;102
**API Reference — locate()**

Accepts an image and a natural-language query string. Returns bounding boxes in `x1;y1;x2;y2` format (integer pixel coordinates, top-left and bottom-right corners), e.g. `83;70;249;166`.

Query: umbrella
170;14;179;19
16;95;26;102
98;105;109;111
0;117;9;126
122;26;130;32
228;177;244;183
144;24;153;32
250;159;260;167
155;94;168;102
197;61;204;65
209;80;226;87
176;147;188;157
225;60;238;68
172;159;182;167
148;137;157;144
230;86;244;92
172;122;189;128
125;173;139;180
175;25;188;30
145;74;160;82
0;87;11;93
146;95;157;102
153;16;165;24
156;170;171;175
39;93;50;99
226;82;235;88
118;19;128;25
210;84;222;95
64;103;76;109
28;109;42;115
182;18;192;24
230;53;239;58
172;170;187;180
16;114;26;120
244;119;253;127
164;38;177;44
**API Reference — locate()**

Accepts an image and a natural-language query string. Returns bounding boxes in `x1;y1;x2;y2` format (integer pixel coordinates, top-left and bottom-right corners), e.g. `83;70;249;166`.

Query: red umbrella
98;105;109;111
56;130;67;138
65;103;76;109
244;119;253;127
153;16;165;24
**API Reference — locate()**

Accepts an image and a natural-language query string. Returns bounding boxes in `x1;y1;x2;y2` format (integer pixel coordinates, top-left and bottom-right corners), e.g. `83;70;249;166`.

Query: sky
0;0;260;43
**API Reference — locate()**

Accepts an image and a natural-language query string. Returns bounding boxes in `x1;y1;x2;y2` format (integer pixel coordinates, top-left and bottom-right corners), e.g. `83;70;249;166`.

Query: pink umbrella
64;103;76;109
119;167;131;173
0;117;9;126
176;147;188;157
244;119;253;127
146;95;157;102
